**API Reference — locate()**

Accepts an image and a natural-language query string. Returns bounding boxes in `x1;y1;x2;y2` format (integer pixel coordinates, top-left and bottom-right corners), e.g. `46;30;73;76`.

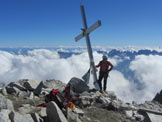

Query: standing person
96;55;113;92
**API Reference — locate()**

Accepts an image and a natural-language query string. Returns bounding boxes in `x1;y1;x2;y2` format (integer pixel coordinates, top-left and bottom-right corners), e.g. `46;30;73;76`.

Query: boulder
107;101;120;111
28;92;34;99
17;91;31;98
97;95;111;104
1;87;8;96
7;79;42;92
18;104;39;114
5;86;17;94
8;80;27;91
23;79;42;91
153;89;162;104
134;114;144;121
104;91;117;100
74;108;84;117
144;112;162;122
9;112;35;122
34;81;45;95
0;109;11;122
125;110;133;118
138;108;162;122
44;80;66;92
67;108;82;122
0;82;5;88
0;95;14;111
38;107;47;122
31;113;44;122
79;91;103;108
40;88;51;95
79;96;94;108
68;77;89;94
46;101;68;122
38;107;47;117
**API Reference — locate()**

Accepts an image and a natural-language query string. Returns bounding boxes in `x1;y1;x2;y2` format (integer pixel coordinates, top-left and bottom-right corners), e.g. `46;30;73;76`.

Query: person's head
102;55;107;61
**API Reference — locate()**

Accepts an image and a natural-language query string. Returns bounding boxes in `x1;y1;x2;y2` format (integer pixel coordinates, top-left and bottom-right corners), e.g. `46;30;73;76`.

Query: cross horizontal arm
75;33;84;42
86;20;101;35
75;20;101;42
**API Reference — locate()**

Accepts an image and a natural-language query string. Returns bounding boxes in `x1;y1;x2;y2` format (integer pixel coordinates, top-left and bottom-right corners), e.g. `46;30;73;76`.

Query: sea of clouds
0;48;162;103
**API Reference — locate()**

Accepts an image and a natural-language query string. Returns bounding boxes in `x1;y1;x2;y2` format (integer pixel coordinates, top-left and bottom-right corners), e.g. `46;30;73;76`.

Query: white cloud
0;49;99;84
130;55;162;102
107;70;136;102
1;49;162;103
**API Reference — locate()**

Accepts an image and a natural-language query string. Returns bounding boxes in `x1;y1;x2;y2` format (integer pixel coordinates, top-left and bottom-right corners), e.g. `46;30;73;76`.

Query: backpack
45;89;65;109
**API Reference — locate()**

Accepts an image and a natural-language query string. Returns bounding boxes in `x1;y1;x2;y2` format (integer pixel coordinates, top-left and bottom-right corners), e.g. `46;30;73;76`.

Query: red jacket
96;60;113;72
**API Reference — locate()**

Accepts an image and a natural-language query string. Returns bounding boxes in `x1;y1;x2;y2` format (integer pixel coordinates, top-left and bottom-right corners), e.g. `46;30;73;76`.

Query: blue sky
0;0;162;47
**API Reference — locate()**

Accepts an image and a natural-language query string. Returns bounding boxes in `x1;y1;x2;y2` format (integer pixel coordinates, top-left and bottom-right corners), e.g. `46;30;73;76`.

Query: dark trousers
97;71;108;91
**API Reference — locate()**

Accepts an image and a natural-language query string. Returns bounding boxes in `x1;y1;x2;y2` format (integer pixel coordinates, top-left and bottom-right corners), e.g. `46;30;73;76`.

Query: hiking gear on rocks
45;89;65;109
64;84;79;102
65;102;76;110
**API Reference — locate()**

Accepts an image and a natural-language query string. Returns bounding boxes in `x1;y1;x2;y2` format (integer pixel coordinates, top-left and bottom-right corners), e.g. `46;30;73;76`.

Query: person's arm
96;61;101;68
108;62;113;71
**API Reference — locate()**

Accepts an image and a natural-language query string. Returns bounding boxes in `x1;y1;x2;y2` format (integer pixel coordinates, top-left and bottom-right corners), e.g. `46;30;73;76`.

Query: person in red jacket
96;55;113;92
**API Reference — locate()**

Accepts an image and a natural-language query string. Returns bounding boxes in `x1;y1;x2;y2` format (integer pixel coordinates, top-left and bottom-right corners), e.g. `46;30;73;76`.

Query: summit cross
75;4;101;89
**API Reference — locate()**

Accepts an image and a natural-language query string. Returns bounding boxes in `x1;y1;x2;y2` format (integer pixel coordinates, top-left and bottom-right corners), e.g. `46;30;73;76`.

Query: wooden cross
75;4;101;90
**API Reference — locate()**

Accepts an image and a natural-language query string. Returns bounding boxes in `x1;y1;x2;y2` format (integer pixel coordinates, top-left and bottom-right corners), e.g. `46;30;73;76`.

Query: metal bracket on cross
74;4;101;90
75;20;101;42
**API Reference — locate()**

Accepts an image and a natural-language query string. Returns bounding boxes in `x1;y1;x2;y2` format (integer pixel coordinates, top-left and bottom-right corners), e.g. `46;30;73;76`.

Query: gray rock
8;80;27;91
105;91;117;100
68;77;89;94
0;109;11;122
125;110;133;118
38;107;47;117
107;101;120;111
40;88;51;95
120;102;133;110
153;89;162;104
6;86;17;94
28;92;34;99
34;81;45;95
134;114;144;121
1;87;8;96
67;108;82;122
46;101;68;122
24;79;42;91
97;95;111;104
74;108;84;117
44;79;66;92
9;112;34;122
7;79;41;93
79;96;94;108
79;91;102;107
18;104;38;114
17;91;31;98
0;82;5;88
144;112;162;122
31;113;43;122
0;95;14;111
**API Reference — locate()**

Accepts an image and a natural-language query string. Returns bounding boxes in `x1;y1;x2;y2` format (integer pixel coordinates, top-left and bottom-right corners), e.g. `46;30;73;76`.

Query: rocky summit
0;77;162;122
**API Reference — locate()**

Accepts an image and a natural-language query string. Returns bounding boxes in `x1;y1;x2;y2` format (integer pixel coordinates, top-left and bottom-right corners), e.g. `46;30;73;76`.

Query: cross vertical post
75;4;101;90
80;4;97;85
